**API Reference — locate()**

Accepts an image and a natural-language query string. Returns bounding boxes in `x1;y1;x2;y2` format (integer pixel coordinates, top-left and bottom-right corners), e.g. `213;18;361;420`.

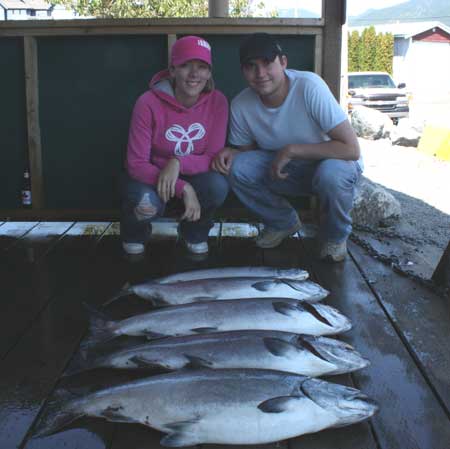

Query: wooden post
24;36;44;209
209;0;229;17
432;241;450;295
322;0;345;100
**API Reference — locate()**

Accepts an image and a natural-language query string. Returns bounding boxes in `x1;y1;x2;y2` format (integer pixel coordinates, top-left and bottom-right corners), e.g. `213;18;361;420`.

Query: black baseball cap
239;33;284;65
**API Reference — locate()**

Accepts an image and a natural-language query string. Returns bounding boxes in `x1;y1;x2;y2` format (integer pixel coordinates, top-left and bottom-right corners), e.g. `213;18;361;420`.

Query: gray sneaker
319;240;348;262
255;222;302;249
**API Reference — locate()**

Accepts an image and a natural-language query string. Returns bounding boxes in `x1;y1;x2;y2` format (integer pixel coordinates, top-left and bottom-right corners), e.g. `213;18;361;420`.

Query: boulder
352;176;402;227
350;106;394;140
391;118;423;147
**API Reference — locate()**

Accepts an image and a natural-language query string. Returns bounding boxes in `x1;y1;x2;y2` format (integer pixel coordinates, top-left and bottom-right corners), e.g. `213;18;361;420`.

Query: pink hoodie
126;70;229;198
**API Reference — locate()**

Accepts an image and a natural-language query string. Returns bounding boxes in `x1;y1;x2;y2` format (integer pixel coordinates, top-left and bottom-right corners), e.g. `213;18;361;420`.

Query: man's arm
211;143;257;175
271;120;360;179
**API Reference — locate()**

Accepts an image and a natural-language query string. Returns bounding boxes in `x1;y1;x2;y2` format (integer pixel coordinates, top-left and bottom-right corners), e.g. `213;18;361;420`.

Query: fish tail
63;346;96;377
33;390;83;437
81;302;118;347
103;282;132;306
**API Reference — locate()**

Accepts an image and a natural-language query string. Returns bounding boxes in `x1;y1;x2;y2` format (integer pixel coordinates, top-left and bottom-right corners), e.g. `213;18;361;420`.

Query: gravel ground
355;137;450;281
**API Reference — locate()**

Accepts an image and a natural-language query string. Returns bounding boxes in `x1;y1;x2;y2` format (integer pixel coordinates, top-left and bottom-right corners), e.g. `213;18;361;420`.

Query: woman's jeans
121;172;229;244
228;150;362;243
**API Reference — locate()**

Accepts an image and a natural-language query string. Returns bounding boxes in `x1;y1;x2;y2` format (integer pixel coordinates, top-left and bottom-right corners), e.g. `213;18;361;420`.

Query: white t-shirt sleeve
228;97;254;147
303;74;347;133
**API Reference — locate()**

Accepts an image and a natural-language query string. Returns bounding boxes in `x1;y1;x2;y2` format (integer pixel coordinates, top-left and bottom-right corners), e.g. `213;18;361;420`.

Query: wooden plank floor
1;221;449;449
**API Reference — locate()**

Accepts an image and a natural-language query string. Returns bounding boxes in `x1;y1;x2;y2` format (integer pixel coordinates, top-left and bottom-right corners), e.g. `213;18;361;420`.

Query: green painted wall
0;38;27;209
38;35;167;209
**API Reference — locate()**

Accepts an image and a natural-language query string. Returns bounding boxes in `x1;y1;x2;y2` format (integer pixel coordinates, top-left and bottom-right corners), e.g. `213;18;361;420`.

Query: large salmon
107;277;328;306
154;266;309;283
68;330;368;377
84;298;351;346
34;369;378;446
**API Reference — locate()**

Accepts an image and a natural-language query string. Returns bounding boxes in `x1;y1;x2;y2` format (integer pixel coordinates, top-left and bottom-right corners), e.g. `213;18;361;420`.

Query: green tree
360;26;377;71
348;30;360;72
348;27;394;73
53;0;266;19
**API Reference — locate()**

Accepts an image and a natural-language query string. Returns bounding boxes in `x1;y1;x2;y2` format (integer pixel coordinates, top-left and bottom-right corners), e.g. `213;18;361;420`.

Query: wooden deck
0;221;449;449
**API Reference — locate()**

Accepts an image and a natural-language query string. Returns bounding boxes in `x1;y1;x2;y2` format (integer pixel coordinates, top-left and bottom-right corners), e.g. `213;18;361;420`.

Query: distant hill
277;8;319;18
349;0;450;27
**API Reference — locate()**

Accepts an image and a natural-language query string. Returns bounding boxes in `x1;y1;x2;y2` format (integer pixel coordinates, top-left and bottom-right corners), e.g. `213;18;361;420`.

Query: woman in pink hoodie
121;36;229;256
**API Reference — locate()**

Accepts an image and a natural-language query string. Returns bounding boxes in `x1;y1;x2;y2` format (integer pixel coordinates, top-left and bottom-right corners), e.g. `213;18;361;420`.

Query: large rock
350;106;394;140
352;176;402;227
390;118;423;147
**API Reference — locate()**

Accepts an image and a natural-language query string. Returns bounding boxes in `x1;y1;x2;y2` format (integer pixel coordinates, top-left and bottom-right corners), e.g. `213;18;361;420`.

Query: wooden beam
314;32;323;75
432;240;450;295
209;0;229;17
24;36;44;209
0;18;324;37
322;0;344;100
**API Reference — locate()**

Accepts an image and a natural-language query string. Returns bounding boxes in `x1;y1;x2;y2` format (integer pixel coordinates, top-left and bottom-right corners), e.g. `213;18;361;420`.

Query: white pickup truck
347;71;409;124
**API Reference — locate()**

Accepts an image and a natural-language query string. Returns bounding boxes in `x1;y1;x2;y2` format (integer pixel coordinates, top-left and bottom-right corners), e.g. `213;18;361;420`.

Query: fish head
299;378;378;426
301;336;370;374
279;279;329;298
308;303;352;333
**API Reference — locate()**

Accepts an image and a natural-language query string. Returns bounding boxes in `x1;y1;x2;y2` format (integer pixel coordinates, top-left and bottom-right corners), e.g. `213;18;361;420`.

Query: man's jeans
120;172;229;244
228;150;362;243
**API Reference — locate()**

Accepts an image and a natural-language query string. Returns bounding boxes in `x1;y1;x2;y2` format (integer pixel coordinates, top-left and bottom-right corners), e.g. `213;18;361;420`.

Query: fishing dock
0;220;449;449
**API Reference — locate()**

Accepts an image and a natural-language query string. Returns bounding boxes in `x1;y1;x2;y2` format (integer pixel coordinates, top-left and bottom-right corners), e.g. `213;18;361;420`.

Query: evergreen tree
348;27;394;73
348;30;360;72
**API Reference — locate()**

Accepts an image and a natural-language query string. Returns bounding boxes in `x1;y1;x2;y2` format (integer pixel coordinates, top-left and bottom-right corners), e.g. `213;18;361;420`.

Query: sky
261;0;410;17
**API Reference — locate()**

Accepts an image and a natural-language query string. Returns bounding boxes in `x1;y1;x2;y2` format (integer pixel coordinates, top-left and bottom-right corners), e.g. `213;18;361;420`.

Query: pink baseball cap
170;36;212;67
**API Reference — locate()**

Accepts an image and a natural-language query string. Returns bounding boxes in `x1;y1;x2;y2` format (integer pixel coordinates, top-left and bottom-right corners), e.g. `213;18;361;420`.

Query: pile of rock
350;106;423;147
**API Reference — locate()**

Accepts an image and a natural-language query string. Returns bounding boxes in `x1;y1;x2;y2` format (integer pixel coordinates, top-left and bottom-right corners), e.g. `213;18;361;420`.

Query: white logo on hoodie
165;123;205;156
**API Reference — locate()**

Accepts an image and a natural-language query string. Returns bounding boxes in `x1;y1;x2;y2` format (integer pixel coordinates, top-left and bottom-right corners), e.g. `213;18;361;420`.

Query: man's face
241;55;288;98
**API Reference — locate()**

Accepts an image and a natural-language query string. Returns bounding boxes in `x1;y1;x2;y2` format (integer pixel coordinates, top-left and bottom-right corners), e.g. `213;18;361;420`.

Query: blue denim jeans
228;150;362;243
120;172;229;244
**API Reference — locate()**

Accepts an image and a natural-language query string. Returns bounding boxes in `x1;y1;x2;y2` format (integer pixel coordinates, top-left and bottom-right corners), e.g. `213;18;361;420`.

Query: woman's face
170;59;211;106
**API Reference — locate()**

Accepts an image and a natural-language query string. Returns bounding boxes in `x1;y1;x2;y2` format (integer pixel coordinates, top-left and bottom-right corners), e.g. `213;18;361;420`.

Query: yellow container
418;126;450;161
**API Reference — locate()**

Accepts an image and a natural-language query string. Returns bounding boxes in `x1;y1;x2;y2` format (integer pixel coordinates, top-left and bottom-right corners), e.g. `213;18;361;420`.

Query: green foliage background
348;26;394;74
51;0;267;18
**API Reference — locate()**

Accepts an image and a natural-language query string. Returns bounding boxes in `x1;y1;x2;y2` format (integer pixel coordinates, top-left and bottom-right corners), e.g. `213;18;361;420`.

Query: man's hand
157;158;180;202
181;183;201;222
271;146;293;180
211;147;240;175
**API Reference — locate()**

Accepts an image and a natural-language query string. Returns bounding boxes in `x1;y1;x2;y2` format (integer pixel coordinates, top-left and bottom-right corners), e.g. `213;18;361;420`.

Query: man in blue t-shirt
212;33;361;262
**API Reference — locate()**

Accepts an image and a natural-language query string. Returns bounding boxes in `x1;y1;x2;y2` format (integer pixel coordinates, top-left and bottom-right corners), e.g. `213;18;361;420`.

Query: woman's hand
157;158;180;202
181;183;201;222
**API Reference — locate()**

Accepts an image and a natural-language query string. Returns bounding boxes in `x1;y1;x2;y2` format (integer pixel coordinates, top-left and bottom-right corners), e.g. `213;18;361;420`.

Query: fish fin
103;282;132;306
62;348;92;377
251;280;275;291
191;327;218;334
191;296;217;302
161;420;201;447
143;331;167;340
263;337;298;357
258;396;302;414
33;389;82;437
101;405;136;423
129;355;159;369
184;354;213;369
302;302;332;326
81;303;117;347
272;301;299;317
